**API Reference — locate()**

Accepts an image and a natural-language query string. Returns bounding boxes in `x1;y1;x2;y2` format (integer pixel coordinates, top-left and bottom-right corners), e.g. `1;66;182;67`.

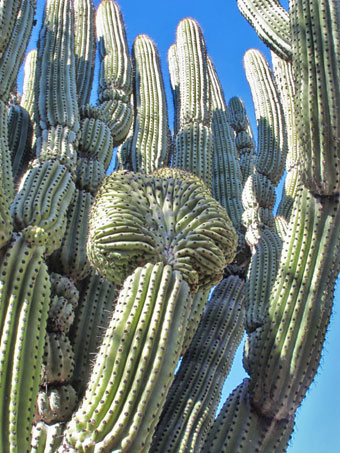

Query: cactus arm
0;0;21;59
0;0;35;104
36;0;79;134
11;160;76;256
244;49;287;186
0;235;50;452
63;263;192;452
21;49;37;119
205;378;294;452
237;0;292;60
180;288;210;355
228;96;256;186
209;57;244;235
246;189;340;420
290;0;340;195
70;272;118;396
95;0;133;146
0;102;14;248
174;19;213;187
241;49;287;330
151;276;245;453
31;421;65;452
49;190;93;281
74;0;96;106
7;104;34;183
167;43;180;137
130;34;171;174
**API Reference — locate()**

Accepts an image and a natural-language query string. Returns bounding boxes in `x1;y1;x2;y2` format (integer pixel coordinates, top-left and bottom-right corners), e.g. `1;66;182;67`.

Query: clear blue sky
22;1;340;451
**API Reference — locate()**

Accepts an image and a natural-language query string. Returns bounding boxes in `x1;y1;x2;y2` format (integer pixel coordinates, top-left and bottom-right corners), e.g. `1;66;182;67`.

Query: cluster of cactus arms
0;0;339;451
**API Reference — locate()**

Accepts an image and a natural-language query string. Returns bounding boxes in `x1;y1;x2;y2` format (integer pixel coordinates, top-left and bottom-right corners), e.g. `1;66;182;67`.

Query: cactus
0;0;338;452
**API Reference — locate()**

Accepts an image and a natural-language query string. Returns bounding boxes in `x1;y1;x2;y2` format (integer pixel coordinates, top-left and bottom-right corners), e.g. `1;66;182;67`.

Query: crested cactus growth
0;0;339;452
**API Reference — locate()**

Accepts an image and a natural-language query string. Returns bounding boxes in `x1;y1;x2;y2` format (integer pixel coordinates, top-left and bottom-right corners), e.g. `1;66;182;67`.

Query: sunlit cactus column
130;34;171;173
205;1;340;450
0;0;36;247
173;19;213;188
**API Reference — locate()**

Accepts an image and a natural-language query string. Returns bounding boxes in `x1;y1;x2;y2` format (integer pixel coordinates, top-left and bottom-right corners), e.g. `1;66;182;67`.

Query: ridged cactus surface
0;0;338;452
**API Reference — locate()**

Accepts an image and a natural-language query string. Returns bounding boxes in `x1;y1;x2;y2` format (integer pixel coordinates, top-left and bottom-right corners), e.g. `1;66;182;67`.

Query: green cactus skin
63;262;192;452
228;97;256;186
244;189;340;420
0;235;50;453
244;49;287;186
131;34;171;174
271;53;300;220
78;117;114;171
42;333;75;385
21;49;37;119
95;0;133;146
87;170;237;290
47;272;79;334
115;114;134;171
290;0;340;196
0;0;35;104
35;384;78;425
151;276;245;453
35;126;79;171
49;190;93;281
75;158;105;194
0;105;14;249
237;0;292;60
31;422;64;453
205;379;294;453
35;0;79;134
209;57;244;235
11;160;76;255
167;44;180;137
48;294;75;335
0;100;15;203
34;272;79;442
70;272;118;395
8;104;34;183
239;50;286;332
74;0;96;107
173;19;214;188
0;0;21;59
180;288;210;355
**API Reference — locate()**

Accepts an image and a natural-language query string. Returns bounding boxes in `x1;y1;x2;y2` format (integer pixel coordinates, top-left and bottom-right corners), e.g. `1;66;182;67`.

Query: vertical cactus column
272;52;300;221
205;1;340;450
173;19;213;188
130;34;171;174
228;96;256;187
151;276;245;453
0;0;36;247
0;235;51;452
241;48;287;329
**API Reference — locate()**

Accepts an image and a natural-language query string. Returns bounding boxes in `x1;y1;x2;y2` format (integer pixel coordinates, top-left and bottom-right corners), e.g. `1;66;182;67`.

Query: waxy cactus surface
0;0;339;452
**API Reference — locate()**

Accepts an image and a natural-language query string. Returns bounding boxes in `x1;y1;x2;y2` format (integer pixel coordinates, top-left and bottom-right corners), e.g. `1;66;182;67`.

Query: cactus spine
0;0;338;452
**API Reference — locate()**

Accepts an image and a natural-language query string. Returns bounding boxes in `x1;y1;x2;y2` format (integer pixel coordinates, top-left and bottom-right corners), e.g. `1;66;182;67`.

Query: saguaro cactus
0;0;339;452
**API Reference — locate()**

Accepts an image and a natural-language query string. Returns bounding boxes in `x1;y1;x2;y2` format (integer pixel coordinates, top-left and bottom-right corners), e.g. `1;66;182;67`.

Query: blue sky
22;1;340;451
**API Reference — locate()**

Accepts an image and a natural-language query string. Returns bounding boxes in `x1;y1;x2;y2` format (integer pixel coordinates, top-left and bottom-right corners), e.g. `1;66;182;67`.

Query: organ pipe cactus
0;1;338;453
